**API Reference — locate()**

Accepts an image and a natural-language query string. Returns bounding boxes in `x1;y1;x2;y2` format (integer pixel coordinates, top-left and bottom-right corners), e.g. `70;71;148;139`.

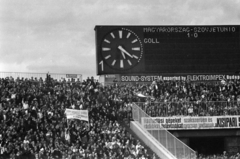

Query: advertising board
120;74;240;82
141;116;240;130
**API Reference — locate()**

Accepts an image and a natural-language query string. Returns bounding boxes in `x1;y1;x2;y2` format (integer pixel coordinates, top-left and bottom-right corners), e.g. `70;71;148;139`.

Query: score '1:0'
187;33;198;38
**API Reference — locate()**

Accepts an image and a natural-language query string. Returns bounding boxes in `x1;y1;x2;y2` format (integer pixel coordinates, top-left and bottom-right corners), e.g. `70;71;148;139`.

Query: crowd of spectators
197;151;240;159
0;76;157;159
1;75;240;158
134;80;240;117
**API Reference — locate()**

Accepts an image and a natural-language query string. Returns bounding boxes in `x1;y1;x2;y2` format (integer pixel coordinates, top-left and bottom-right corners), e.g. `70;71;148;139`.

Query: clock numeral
102;48;111;51
120;60;124;68
132;39;138;43
127;60;132;66
105;55;111;59
104;39;110;43
110;32;115;39
99;60;104;71
133;55;139;59
111;60;116;66
119;31;122;39
126;32;131;39
132;47;140;51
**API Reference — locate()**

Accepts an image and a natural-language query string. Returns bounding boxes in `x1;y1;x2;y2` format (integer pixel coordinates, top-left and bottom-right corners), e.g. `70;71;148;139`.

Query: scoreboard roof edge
95;25;240;29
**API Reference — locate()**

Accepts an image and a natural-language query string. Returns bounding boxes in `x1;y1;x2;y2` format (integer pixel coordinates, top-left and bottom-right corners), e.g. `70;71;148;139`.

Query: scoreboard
95;26;240;75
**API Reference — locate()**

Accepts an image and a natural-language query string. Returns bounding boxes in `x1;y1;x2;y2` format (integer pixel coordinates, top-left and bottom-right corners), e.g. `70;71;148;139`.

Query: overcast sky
0;0;240;79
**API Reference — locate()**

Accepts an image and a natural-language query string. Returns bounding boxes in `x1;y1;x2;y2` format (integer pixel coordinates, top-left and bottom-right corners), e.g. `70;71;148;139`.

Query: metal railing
99;81;223;86
136;101;240;117
132;103;196;159
0;72;82;81
99;82;140;87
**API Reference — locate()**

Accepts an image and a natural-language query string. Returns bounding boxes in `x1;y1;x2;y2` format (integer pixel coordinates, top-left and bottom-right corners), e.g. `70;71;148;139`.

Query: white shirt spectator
71;104;75;109
38;111;43;119
22;100;29;109
23;139;29;144
79;147;84;155
65;131;70;142
11;93;16;99
188;106;193;115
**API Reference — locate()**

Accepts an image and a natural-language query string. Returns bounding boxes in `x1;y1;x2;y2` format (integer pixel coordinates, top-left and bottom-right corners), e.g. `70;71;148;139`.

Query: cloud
0;0;240;79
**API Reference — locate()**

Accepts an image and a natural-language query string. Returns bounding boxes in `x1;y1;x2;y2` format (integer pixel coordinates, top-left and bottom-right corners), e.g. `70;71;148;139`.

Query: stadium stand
0;75;240;158
134;80;240;117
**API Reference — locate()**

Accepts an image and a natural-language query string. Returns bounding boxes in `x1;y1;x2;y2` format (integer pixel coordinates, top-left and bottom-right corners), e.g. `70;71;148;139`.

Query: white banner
66;74;78;78
142;116;240;130
65;109;89;121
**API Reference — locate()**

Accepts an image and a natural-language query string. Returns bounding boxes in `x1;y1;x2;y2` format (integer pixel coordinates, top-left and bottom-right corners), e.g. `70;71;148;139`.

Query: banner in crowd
105;75;116;78
65;109;89;121
141;116;240;130
120;74;240;82
66;74;78;78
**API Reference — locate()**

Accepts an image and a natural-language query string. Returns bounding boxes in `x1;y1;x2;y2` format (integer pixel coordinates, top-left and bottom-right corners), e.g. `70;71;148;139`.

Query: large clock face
100;28;143;71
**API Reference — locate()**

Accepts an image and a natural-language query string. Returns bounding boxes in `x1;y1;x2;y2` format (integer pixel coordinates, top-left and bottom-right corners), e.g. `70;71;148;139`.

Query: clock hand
118;46;133;58
123;51;133;58
121;51;126;59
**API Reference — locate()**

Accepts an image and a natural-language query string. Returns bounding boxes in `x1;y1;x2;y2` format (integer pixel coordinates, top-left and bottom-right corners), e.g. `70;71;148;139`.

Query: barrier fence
136;101;240;117
132;103;197;159
100;81;222;86
99;82;139;87
0;72;82;81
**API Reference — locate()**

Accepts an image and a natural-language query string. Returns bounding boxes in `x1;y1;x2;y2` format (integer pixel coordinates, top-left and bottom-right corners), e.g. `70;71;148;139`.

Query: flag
136;93;147;98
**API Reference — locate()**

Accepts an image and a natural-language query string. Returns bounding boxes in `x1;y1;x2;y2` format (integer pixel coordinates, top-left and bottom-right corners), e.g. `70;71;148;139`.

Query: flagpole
88;109;90;130
88;119;90;131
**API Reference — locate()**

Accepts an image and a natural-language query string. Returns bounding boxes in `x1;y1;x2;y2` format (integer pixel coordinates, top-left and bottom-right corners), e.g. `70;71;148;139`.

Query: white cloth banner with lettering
141;115;240;130
65;109;89;121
